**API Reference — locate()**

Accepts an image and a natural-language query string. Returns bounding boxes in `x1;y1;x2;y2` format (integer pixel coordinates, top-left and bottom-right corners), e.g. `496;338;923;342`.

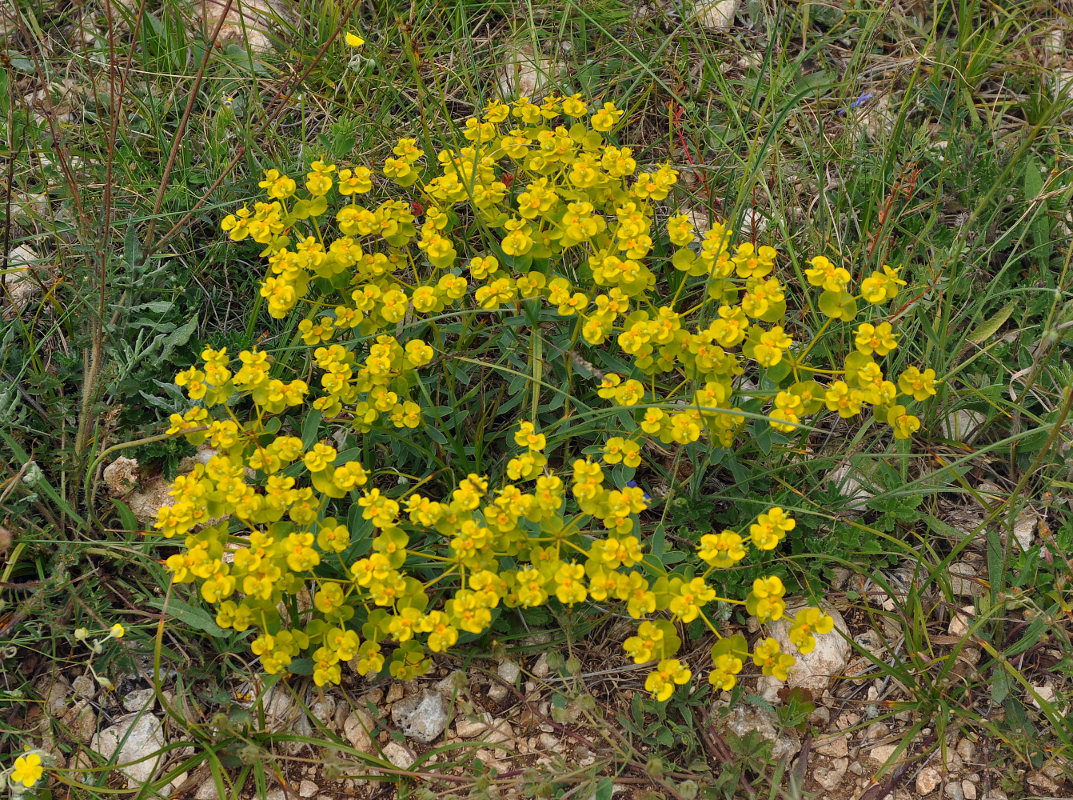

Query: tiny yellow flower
109;623;125;639
345;32;365;47
644;658;691;701
11;752;44;789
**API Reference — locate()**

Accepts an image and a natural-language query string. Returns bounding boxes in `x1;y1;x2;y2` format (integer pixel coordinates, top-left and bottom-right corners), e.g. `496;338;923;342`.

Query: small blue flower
837;92;874;115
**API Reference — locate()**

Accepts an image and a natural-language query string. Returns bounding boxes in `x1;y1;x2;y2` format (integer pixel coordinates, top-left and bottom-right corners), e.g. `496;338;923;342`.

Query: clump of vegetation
159;88;931;699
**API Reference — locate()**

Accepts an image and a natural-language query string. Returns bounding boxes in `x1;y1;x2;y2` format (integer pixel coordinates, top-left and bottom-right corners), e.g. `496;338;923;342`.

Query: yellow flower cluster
161;94;935;699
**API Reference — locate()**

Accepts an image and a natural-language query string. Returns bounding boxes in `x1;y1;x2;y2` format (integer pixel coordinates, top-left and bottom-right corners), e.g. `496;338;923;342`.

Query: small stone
575;745;596;767
385;683;405;704
433;670;467;696
807;705;831;728
310;696;336;726
813;757;849;791
262;684;295;728
71;674;97;701
483;719;513;744
863;722;888;743
196;0;283;53
946;781;965;800
122;688;156;713
948;606;975;637
390;689;447;743
531;653;550;678
1055;69;1073;97
39;677;70;717
1012;509;1037;551
718;706;800;761
474;748;502;770
153;772;184;796
103;456;141;497
948;562;981;597
1;245;46;320
814;733;849;758
1026;770;1059;793
62;701;97;743
956;738;976;762
487;682;509;703
692;0;738;27
741;208;767;236
343;710;376;752
196;779;220;799
498;659;520;685
1028;683;1058;711
298;780;317;797
939;409;986;441
869;744;898;766
827;463;874;510
383;741;415;769
495;43;562;99
916;766;942;795
536;733;559;751
455;713;493;738
962;780;977;800
835;712;860;728
90;713;165;785
359;688;385;713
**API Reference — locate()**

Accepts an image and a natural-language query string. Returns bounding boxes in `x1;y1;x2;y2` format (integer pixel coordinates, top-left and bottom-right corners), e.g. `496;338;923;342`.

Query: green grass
3;0;1073;797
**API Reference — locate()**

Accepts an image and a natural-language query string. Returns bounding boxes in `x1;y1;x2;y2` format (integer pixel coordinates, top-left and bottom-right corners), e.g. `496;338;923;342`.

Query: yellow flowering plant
5;751;45;791
155;94;935;698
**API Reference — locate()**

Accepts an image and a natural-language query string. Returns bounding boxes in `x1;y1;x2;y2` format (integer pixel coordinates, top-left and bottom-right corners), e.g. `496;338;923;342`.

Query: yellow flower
698;530;746;568
824;381;864;418
345;32;365;47
854;321;898;356
859;264;905;303
553;562;587;605
746;576;786;622
805;256;850;292
668;577;716;622
644;658;691;701
752;637;795;680
788;607;835;654
887;404;921;439
109;623;125;639
590;101;624;132
897;366;938;401
11;752;44;788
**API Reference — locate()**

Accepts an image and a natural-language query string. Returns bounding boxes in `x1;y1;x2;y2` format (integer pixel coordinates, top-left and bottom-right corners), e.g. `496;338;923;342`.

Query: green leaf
124;220;142;268
145;596;228;639
986;527;1005;599
288;658;313;676
1022;156;1053;270
311;469;345;498
818;290;856;321
968;300;1016;345
301;410;323;449
595;778;614;800
153;315;199;364
672;248;697;271
112;498;139;534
